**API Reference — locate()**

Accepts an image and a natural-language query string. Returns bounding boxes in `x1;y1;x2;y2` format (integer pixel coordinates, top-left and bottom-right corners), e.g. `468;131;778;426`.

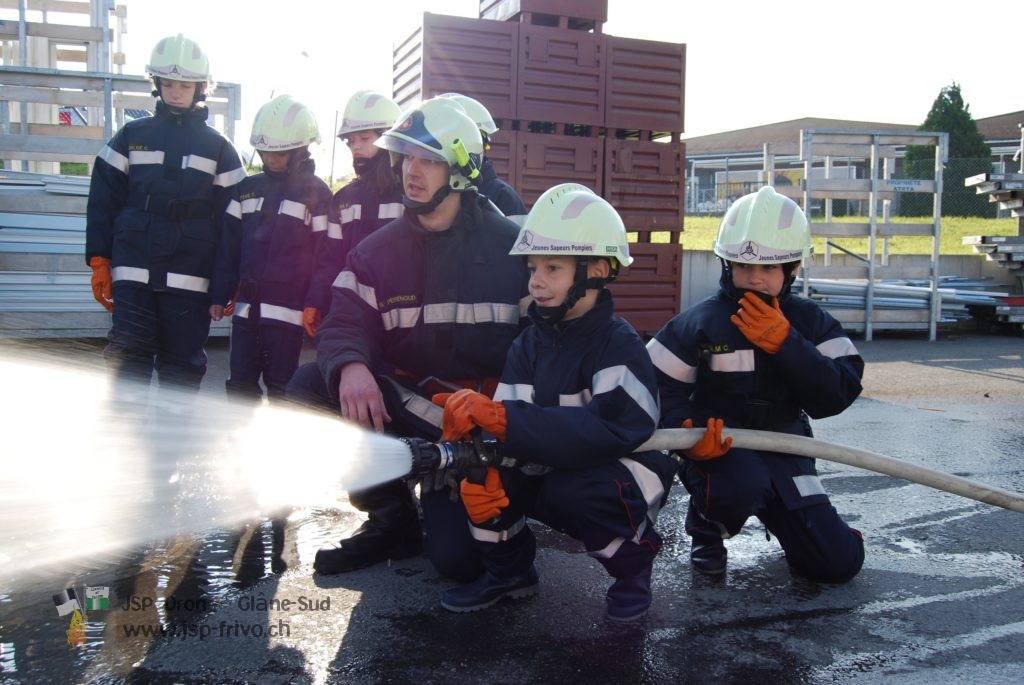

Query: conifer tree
904;83;992;217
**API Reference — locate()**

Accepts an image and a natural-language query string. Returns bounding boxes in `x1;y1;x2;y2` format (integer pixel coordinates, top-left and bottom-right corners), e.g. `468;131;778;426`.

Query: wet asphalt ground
1;324;1023;684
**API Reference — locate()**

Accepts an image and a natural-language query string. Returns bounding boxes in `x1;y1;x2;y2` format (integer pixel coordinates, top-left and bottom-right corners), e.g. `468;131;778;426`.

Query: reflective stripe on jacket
498;290;664;470
210;163;337;324
85;102;245;296
316;191;531;386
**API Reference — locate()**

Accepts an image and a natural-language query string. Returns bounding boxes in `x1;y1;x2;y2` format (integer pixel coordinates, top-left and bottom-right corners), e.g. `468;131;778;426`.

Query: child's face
527;254;602;321
401;152;448;204
345;131;381;161
730;262;791;297
159;79;198;109
258;150;291;173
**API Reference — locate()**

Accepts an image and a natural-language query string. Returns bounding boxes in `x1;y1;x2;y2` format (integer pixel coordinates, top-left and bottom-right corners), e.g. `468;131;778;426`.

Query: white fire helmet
510;183;633;275
438;93;499;136
250;95;321;151
713;186;812;264
146;34;211;83
375;97;483;191
337;90;402;137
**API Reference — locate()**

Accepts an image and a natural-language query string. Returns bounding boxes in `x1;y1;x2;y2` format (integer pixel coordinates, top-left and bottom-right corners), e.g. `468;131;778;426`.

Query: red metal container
479;0;607;29
511;131;603;206
485;129;516;186
392;13;519;120
607;243;683;336
605;35;685;134
604;139;685;235
516;23;605;127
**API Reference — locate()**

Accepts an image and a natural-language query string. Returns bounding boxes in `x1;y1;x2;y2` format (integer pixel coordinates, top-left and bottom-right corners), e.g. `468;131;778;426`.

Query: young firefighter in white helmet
285;97;530;577
647;186;865;582
439;92;527;217
432;183;676;621
313;90;404;338
207;95;337;401
85;34;245;390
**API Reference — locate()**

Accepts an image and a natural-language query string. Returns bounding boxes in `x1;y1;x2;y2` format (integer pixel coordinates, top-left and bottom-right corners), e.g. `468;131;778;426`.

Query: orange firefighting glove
731;292;790;354
431;389;507;442
303;307;321;338
88;256;114;312
431;392;459;441
682;418;732;461
224;288;237;317
460;466;509;524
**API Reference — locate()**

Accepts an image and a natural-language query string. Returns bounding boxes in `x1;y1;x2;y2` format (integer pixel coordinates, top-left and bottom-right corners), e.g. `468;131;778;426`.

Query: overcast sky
106;0;1021;178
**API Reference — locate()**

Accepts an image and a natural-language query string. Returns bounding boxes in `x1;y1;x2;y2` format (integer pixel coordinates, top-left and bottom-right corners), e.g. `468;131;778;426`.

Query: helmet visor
375;134;447;164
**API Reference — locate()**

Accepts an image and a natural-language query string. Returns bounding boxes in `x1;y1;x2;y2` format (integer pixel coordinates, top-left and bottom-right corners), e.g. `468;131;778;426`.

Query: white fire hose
638;428;1024;514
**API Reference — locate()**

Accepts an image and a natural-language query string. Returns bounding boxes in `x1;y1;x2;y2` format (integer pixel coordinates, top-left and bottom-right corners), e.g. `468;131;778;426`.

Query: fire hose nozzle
399;438;503;475
401;436;504;478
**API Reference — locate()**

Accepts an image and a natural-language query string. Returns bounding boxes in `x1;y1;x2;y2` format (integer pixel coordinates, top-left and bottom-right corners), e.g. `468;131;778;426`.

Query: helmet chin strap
402;184;452;215
534;259;608;323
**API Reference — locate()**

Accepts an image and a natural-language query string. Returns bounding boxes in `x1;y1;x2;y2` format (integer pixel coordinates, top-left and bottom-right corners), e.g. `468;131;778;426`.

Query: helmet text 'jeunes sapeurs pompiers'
337;90;402;138
511;183;632;321
714;186;811;264
146;33;211;83
250;95;320;152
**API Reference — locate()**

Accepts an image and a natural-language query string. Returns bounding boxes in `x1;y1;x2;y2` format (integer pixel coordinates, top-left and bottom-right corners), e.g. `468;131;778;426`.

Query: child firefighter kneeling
647;186;865;582
432;184;677;622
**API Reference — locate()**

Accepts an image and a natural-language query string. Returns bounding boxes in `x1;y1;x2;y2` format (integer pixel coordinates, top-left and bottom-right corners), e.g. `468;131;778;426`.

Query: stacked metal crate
392;0;686;334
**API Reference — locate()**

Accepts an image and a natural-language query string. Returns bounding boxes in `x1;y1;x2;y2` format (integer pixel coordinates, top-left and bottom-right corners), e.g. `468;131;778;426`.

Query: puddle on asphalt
0;508;348;682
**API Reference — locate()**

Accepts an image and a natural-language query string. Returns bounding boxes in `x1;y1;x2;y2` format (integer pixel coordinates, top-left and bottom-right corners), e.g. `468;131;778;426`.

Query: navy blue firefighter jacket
646;283;864;504
496;289;663;470
210;157;338;328
316;190;531;388
476;157;527;218
85;101;246;297
321;157;404;293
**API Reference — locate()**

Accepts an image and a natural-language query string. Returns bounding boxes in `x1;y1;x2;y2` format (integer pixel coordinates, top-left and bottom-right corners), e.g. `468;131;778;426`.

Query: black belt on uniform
128;195;212;220
394;369;500;399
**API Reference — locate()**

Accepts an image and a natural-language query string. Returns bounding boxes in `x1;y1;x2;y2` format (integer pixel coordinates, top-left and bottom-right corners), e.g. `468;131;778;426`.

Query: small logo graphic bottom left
53;586;107;651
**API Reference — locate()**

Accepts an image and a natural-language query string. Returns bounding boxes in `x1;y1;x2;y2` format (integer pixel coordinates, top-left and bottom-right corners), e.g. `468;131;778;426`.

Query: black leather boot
314;479;422;574
689;533;727;575
440;567;539;613
686;498;727;575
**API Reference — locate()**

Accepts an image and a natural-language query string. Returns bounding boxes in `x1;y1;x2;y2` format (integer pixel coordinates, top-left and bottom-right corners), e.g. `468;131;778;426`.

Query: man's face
401;152;449;203
159;79;198;109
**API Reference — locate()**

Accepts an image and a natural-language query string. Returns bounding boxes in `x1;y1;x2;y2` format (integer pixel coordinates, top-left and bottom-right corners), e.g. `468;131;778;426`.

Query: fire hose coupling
400;436;510;478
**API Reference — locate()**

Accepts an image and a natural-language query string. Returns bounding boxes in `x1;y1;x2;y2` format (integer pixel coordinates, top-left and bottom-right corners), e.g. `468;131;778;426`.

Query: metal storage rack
0;1;240;338
789;129;949;341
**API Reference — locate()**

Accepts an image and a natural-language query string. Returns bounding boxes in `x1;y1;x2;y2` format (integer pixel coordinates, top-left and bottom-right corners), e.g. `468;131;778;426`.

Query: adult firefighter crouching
285;97;531;578
85;34;246;390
